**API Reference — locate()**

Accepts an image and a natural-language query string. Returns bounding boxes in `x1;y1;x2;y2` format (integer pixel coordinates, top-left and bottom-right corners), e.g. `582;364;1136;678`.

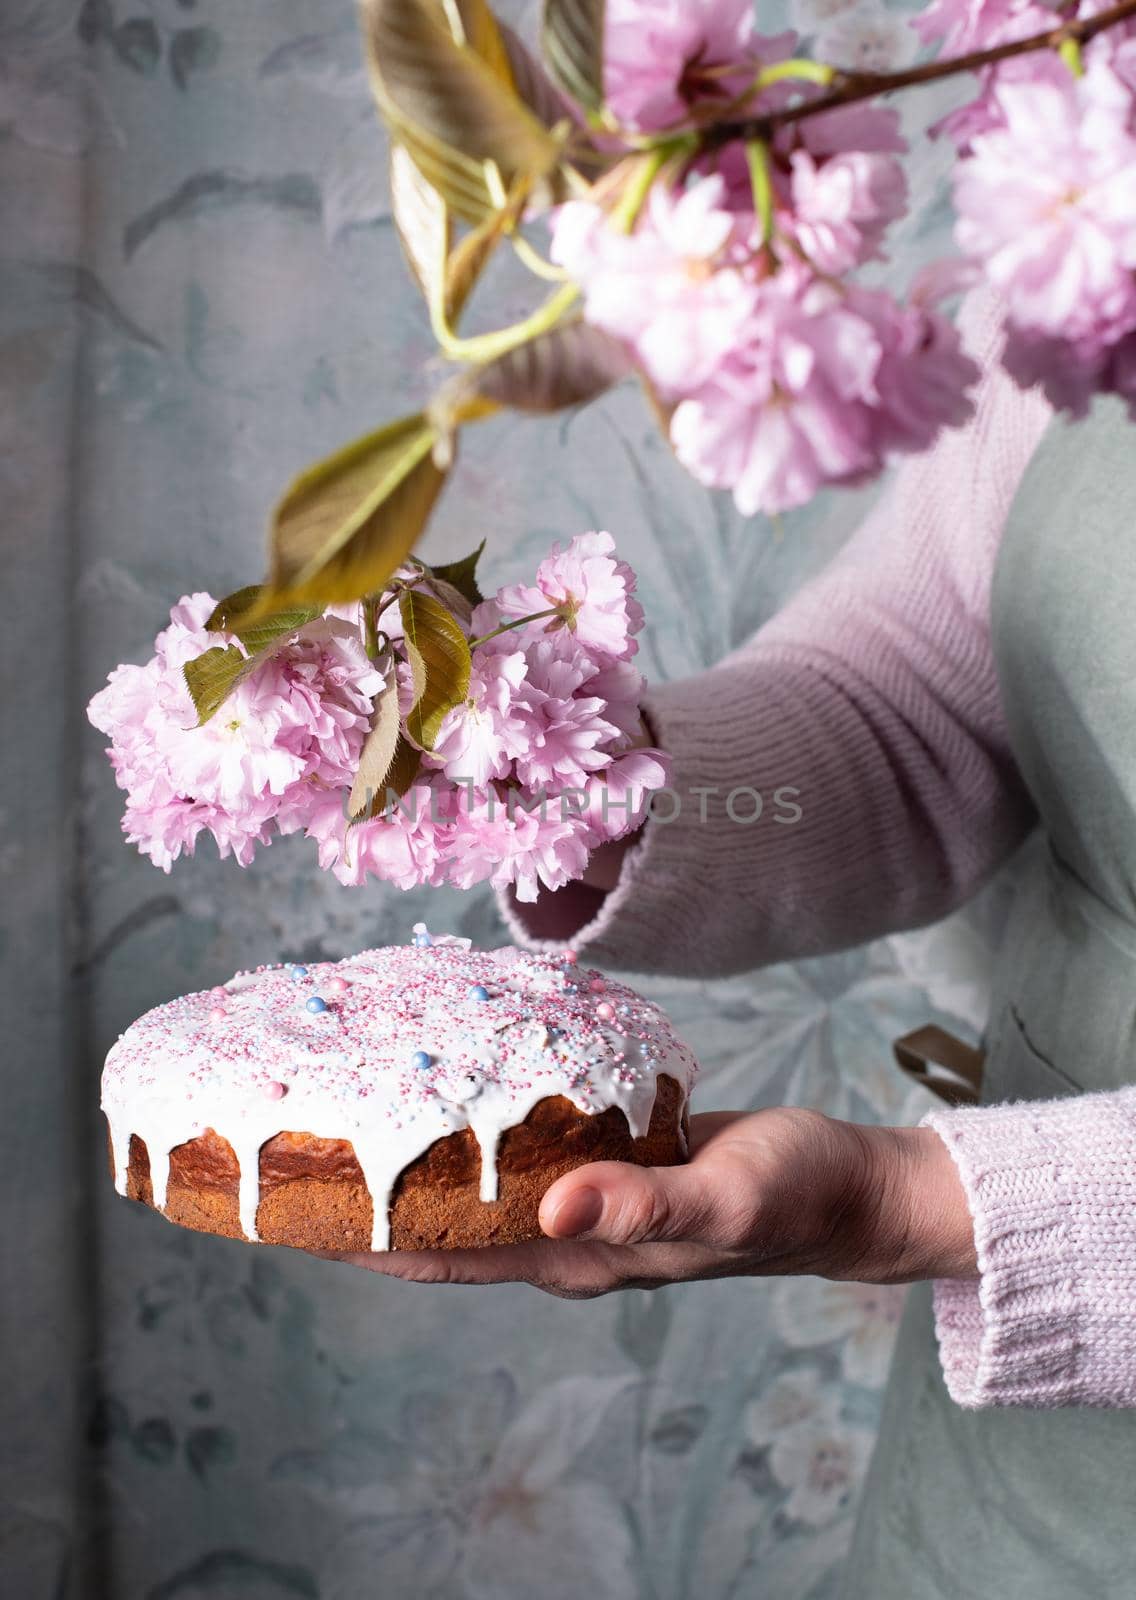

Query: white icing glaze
101;934;699;1250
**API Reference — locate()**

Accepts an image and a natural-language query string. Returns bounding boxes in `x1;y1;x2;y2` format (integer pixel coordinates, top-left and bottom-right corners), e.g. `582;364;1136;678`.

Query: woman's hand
320;1108;979;1298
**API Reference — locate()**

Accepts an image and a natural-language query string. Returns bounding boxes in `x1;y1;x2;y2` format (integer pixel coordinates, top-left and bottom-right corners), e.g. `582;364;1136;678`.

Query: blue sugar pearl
290;964;309;981
468;984;490;1002
547;1026;563;1041
411;1050;432;1071
305;996;327;1014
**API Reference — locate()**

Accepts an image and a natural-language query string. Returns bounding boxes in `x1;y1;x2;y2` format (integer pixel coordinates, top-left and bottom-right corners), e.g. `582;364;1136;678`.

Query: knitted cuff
922;1090;1136;1409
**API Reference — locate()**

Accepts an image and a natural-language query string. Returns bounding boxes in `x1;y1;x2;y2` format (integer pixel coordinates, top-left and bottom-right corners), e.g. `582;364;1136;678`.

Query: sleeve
494;289;1054;976
922;1087;1136;1408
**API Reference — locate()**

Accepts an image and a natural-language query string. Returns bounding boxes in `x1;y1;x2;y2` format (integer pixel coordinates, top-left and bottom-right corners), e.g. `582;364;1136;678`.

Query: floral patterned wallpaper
1;1;1011;1595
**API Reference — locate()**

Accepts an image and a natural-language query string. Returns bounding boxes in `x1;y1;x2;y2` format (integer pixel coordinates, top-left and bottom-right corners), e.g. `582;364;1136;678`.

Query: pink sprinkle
326;976;350;994
589;977;606;993
209;1006;227;1024
265;1081;287;1100
596;1001;615;1021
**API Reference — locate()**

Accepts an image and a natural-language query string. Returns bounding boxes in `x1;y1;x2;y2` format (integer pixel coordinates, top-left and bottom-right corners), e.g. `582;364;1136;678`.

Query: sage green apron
839;395;1136;1598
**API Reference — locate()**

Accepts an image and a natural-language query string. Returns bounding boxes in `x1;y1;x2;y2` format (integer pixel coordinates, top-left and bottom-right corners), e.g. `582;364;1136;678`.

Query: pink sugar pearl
589;977;606;993
562;950;578;965
325;976;350;994
208;1006;227;1024
596;1000;615;1021
265;1081;287;1101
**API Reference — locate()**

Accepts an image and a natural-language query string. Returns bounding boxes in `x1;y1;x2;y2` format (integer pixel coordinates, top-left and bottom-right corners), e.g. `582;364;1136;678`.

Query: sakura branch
88;0;1136;902
703;0;1136;145
224;0;1136;620
88;536;671;901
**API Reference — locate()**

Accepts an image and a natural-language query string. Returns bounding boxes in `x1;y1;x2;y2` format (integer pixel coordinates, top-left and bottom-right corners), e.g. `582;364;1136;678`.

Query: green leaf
183;595;327;724
451;0;515;82
428;539;485;606
386;732;423;798
389;145;518;328
440;317;629;415
389;143;452;311
362;0;563;223
183;645;249;725
499;19;576;131
347;680;404;820
424;577;474;625
204;586;323;645
541;0;605;114
263;414;449;610
204;586;263;631
398;588;472;750
444;184;530;320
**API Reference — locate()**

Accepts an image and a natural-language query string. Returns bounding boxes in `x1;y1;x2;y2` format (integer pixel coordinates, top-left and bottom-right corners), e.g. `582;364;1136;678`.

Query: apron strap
893;1024;984;1106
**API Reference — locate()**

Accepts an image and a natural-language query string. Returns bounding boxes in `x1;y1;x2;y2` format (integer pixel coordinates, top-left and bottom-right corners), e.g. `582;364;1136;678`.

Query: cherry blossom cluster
87;534;669;902
928;3;1136;417
547;0;1136;515
552;0;979;516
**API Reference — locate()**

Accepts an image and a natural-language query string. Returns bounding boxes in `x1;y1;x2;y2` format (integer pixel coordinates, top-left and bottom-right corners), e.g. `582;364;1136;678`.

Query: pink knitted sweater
496;290;1136;1411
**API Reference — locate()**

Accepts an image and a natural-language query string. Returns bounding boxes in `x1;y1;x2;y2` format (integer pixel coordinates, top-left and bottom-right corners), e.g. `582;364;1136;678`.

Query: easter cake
101;925;698;1252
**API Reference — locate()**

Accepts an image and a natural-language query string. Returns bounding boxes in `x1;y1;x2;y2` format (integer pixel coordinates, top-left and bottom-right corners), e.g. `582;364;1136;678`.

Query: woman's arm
334;1081;1136;1409
496;289;1053;975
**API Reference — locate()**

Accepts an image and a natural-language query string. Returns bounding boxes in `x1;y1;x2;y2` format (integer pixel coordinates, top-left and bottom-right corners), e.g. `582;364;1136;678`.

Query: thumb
539;1161;721;1246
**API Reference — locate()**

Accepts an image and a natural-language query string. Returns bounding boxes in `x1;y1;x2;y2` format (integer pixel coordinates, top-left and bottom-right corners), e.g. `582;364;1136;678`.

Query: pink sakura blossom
1002;320;1136;418
580;747;673;844
446;792;593;903
795;102;907;161
433;649;531;788
788;147;908;274
1109;330;1136;414
815;7;919;72
550;178;760;399
578;658;651;746
912;0;1039;55
670;270;978;515
953;70;1136;345
90;542;670;896
848;287;981;453
604;0;795;132
512;639;623;791
669;270;881;514
303;780;454;892
496;531;644;664
86;593;384;872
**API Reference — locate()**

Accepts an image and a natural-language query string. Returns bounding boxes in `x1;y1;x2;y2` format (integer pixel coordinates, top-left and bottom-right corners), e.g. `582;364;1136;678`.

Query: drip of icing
100;938;700;1249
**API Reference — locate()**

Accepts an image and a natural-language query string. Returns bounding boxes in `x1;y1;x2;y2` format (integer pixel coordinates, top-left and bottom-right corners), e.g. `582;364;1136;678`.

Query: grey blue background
1;1;1012;1595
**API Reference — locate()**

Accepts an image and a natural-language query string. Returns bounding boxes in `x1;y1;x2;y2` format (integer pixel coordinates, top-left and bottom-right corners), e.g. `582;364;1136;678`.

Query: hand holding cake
325;1098;979;1297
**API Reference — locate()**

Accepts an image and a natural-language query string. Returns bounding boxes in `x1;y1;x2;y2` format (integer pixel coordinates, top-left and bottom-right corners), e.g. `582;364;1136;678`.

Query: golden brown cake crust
115;1073;689;1251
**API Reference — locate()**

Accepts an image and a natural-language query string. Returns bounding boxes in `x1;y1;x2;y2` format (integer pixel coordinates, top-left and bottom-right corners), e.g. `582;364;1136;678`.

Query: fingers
322;1242;557;1285
539;1157;743;1248
317;1238;624;1292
